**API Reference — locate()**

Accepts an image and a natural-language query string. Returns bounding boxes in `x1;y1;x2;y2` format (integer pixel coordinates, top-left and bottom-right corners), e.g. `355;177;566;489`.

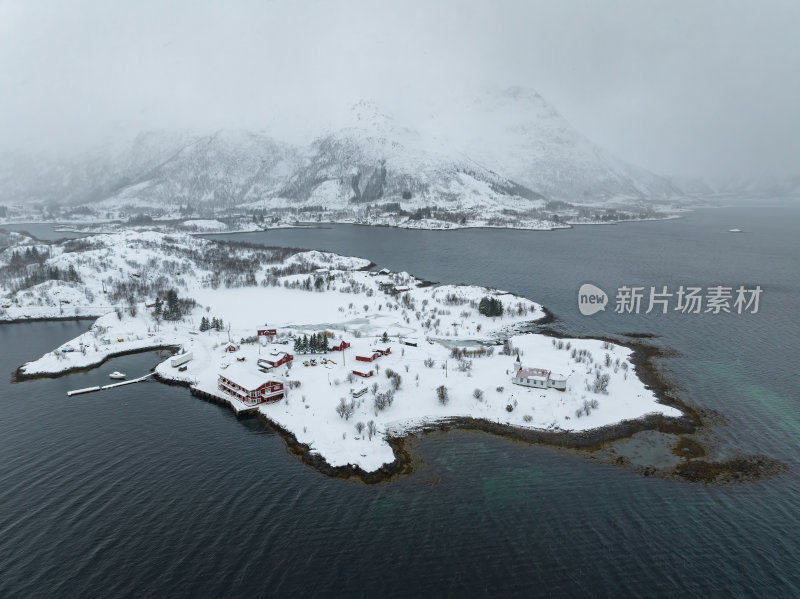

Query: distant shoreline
1;211;685;239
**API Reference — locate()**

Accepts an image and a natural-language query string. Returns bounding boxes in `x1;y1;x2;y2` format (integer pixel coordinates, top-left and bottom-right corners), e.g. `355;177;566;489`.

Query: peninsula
4;230;682;474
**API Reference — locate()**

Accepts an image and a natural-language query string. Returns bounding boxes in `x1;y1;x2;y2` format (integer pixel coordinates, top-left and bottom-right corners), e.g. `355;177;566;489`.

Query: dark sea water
0;223;90;241
2;204;799;597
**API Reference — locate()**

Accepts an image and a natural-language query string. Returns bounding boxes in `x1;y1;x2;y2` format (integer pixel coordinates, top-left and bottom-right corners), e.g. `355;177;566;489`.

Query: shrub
436;385;448;405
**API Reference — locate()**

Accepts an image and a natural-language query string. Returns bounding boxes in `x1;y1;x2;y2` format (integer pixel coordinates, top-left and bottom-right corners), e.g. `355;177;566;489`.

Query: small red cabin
352;369;374;378
225;344;239;353
356;352;381;363
261;352;293;368
258;328;277;337
332;340;350;351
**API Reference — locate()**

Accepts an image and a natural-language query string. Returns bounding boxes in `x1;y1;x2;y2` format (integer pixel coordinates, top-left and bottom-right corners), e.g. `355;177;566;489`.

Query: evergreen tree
293;337;302;353
199;316;209;332
381;331;389;343
165;289;181;320
67;264;80;282
321;334;329;352
478;296;503;317
301;334;309;353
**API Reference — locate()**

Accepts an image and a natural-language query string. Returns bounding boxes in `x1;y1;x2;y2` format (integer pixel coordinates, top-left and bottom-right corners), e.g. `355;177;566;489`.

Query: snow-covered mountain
714;173;800;198
426;87;681;201
425;87;680;201
0;130;302;209
0;89;688;215
105;130;302;208
277;100;542;210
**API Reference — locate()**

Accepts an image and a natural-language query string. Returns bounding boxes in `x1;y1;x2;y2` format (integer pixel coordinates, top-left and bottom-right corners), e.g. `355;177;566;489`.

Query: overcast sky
1;0;798;179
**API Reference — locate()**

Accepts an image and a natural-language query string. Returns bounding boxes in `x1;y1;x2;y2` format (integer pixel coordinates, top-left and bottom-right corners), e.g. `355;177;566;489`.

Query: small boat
109;371;126;380
728;228;743;233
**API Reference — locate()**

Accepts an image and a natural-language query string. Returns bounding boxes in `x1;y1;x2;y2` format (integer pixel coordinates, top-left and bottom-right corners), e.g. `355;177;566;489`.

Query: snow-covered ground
7;231;681;474
180;219;227;231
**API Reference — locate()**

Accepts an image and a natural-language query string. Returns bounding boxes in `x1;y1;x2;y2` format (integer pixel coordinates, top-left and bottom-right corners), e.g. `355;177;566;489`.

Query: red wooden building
261;351;293;368
258;328;277;337
352;369;374;378
224;343;239;353
218;367;284;405
332;340;351;351
355;352;381;363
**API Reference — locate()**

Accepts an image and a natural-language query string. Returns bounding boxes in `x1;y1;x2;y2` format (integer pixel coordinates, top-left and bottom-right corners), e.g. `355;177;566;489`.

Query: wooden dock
67;373;155;396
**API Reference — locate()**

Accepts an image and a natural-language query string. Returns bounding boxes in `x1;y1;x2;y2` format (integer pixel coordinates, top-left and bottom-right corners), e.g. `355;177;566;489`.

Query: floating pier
66;386;101;397
67;373;155;396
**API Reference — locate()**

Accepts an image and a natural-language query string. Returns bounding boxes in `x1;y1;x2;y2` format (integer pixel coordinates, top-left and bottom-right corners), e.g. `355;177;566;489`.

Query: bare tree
336;397;356;420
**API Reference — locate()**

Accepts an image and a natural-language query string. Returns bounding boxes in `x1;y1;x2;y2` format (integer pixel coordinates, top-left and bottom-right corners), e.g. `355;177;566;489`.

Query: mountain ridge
0;89;688;213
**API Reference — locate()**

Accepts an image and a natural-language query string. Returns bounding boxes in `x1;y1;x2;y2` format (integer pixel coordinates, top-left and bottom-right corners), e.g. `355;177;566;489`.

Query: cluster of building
211;327;357;407
352;346;392;378
194;323;569;409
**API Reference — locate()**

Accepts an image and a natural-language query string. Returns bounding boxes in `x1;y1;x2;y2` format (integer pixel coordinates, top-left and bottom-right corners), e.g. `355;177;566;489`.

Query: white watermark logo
579;284;763;315
578;283;608;315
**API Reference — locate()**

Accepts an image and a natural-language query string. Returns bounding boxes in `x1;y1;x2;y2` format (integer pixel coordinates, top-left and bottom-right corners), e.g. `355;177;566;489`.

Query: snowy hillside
276;100;543;211
0;130;302;209
428;87;680;201
103;130;303;208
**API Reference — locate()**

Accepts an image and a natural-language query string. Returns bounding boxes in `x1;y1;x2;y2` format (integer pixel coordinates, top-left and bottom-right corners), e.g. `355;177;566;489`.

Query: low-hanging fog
0;0;798;182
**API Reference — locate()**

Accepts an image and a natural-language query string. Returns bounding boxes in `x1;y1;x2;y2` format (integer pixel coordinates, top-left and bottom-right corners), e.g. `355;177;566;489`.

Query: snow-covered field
5;231;681;474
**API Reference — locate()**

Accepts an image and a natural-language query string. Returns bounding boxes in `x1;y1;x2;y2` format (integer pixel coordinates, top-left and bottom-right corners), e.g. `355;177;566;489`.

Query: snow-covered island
3;230;683;476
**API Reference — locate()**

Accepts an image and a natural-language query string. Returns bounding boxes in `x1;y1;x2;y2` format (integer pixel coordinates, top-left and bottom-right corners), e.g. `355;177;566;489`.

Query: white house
512;366;567;391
